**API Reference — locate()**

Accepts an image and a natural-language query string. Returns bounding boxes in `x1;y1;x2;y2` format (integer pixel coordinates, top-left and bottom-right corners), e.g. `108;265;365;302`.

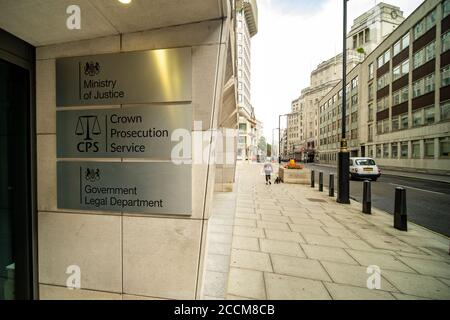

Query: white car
349;157;381;181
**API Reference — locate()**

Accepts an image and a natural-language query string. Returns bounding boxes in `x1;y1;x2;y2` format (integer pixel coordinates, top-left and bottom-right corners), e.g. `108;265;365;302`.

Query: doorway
0;29;37;300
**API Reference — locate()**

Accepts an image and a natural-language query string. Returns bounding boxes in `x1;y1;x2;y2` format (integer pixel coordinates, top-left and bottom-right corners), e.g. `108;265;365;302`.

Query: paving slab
227;268;266;299
265;273;331;300
324;282;396;300
271;254;331;281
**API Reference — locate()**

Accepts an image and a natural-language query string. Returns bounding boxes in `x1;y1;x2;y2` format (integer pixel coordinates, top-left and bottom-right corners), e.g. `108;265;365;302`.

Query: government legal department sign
56;47;191;106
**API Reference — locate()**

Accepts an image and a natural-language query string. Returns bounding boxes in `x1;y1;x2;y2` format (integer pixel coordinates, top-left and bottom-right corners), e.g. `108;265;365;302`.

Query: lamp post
337;0;350;204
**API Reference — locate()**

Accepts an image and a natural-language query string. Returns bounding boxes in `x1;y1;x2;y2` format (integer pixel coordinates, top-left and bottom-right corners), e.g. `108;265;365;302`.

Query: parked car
349;157;381;181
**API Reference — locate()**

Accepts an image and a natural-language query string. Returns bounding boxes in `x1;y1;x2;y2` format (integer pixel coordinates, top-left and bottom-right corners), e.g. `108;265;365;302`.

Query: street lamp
337;0;350;204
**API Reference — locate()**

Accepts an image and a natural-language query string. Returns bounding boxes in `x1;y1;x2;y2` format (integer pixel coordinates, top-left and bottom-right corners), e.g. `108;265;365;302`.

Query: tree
267;143;272;157
258;136;267;157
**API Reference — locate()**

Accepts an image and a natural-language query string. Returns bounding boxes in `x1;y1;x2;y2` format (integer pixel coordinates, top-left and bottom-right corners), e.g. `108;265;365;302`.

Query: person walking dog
264;162;273;185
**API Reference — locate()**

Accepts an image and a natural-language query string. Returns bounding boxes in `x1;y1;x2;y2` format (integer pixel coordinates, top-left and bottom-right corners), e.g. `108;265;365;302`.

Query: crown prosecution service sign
57;162;192;214
56;104;192;158
56;47;191;106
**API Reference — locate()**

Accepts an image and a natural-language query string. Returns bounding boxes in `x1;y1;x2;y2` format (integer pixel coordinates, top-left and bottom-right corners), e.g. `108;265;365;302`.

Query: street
303;163;450;237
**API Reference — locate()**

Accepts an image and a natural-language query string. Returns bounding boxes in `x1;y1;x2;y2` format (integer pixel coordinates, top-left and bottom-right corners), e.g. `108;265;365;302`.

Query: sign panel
56;105;192;158
56;47;192;106
57;162;191;215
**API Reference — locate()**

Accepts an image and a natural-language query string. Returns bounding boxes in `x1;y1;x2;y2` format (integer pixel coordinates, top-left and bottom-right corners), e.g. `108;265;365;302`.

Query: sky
251;0;424;142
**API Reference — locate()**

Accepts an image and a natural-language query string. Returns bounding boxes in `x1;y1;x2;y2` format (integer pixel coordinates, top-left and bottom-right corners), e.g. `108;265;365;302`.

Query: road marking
388;183;445;195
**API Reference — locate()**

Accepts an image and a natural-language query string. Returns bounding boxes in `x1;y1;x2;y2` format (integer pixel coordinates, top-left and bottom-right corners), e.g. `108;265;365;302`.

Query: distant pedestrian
264;162;273;185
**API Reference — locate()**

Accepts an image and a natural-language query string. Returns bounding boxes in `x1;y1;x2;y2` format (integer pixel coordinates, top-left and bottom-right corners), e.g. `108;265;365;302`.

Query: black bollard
394;187;407;231
319;171;323;192
362;180;371;214
311;170;315;188
329;174;334;197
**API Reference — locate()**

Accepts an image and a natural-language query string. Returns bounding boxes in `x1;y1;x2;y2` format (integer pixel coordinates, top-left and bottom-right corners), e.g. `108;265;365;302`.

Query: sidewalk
311;162;450;184
223;162;450;300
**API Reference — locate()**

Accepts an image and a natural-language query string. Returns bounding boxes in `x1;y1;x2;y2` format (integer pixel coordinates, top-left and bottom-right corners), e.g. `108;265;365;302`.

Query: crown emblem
84;61;100;76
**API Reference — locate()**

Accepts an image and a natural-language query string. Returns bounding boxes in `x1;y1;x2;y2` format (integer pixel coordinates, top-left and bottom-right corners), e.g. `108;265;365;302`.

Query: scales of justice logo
75;115;101;152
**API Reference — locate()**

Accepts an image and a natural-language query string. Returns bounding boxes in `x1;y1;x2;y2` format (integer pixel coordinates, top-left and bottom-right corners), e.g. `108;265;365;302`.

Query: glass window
392;116;399;131
393;40;401;56
424;138;434;157
441;100;450;120
383;118;390;133
400;142;408;158
441;65;450;87
369;63;374;79
444;0;450;18
377;121;382;134
368;83;374;100
401;113;409;129
413;78;423;97
391;143;398;158
439;137;450;157
383;143;389;158
424;73;435;93
402;33;410;49
413;109;423;127
393;65;401;80
424;106;435;124
368;103;374;121
442;31;450;53
413;41;435;69
414;9;436;40
411;140;421;158
376;144;382;158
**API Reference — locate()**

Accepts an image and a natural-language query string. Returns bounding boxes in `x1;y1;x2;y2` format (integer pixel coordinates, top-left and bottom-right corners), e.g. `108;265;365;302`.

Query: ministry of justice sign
56;105;192;158
57;162;191;214
56;47;192;106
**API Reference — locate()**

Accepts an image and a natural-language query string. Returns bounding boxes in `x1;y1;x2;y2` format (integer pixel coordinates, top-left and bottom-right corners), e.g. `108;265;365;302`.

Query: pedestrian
263;162;273;185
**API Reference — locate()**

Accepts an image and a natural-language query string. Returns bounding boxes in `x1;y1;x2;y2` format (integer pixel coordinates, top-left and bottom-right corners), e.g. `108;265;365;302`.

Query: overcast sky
251;0;424;142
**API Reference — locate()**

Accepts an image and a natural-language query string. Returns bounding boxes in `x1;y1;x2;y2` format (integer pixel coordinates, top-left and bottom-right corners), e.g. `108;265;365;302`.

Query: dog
274;176;283;184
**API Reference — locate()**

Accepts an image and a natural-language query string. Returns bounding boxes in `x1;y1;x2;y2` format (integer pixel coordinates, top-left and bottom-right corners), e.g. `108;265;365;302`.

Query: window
376;144;382;158
368;124;373;142
445;0;450;18
368;83;374;100
400;142;409;158
377;121;382;134
238;94;243;102
441;100;450;120
382;118;389;133
365;28;370;42
413;73;435;97
391;143;398;158
369;63;374;79
413;41;435;69
237;33;242;41
400;113;409;129
411;140;421;158
383;143;389;158
424;139;434;157
377;95;389;111
368;103;374;121
392;86;408;106
439;137;450;157
369;146;374;157
393;33;410;56
413;9;436;40
352;94;358;106
239;123;247;131
442;31;450;53
413;109;423;127
392;116;399;131
441;65;450;87
377;72;390;89
393;59;409;81
377;49;391;67
424;106;435;124
353;35;358;49
352;76;358;89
